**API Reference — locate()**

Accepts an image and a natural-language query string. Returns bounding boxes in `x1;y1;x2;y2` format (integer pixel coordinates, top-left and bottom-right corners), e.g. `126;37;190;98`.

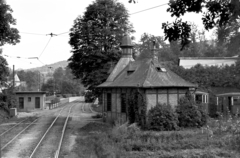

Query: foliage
147;103;179;131
52;67;81;94
0;0;20;46
68;0;135;92
127;90;147;128
85;91;95;103
0;87;17;112
176;96;208;128
74;120;240;158
168;58;240;89
0;52;10;89
17;70;40;91
131;0;239;49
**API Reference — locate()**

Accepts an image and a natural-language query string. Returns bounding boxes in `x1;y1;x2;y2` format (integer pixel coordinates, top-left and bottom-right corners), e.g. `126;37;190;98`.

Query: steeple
120;35;134;58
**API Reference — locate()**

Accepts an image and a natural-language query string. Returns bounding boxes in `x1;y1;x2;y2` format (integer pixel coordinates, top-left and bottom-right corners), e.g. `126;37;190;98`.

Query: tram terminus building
98;35;197;123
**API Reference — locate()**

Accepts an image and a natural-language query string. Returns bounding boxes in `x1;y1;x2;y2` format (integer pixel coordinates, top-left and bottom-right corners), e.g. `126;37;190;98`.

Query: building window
28;97;31;102
233;97;240;105
107;93;111;111
195;94;208;103
121;93;127;113
19;97;24;109
195;94;203;103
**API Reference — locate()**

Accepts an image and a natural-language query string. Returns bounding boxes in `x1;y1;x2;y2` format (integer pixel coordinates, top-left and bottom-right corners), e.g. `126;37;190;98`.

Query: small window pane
121;93;126;113
107;93;111;111
28;97;31;102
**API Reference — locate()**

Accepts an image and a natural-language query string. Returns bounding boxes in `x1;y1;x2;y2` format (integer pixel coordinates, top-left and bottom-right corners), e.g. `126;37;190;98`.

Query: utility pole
13;65;15;92
38;71;41;91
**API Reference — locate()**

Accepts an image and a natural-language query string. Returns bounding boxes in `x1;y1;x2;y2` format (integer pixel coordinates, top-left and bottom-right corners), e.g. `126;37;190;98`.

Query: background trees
68;0;134;92
0;0;20;46
0;51;10;91
41;67;84;95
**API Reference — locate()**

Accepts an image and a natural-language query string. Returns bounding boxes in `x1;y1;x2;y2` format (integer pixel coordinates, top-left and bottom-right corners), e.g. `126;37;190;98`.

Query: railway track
0;117;39;151
28;102;77;158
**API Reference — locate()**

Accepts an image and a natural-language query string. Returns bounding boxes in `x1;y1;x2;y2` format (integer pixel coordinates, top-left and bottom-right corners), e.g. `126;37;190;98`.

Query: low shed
15;91;46;112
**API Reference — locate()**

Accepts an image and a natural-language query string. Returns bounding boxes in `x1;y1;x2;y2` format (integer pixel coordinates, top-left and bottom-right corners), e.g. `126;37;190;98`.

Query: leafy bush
176;96;208;128
127;90;147;128
92;113;102;119
85;91;95;103
147;103;179;131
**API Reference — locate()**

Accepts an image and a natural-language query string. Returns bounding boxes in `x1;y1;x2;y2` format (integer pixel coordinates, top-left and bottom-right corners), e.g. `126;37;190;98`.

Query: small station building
15;91;46;112
98;35;197;123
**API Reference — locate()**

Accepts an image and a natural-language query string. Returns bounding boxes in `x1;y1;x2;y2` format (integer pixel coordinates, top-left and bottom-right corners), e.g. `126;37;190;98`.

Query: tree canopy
0;0;20;46
68;0;134;91
0;51;9;90
129;0;240;49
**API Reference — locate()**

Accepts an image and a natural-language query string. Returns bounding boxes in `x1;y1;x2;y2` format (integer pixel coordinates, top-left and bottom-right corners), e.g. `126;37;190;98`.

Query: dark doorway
19;97;24;109
35;97;40;108
228;97;232;113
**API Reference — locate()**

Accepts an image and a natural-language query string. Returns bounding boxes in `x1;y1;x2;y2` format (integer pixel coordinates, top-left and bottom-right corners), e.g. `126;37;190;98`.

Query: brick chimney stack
151;40;158;62
120;35;134;58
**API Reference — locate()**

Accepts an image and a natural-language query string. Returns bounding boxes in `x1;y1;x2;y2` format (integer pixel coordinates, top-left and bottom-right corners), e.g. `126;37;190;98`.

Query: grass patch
91;104;102;113
73;118;240;158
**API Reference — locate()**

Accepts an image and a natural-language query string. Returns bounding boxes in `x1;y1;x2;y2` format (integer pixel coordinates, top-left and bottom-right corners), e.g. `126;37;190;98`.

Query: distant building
15;91;46;112
178;57;239;69
98;35;197;123
209;87;240;116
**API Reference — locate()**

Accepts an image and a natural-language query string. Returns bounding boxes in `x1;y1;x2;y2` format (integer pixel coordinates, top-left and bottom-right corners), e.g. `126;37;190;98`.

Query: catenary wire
4;3;169;65
130;3;168;15
38;36;52;58
19;32;46;36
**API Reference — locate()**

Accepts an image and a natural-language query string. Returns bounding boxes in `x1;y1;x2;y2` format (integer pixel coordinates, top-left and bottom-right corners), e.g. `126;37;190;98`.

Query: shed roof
15;91;46;94
209;87;240;95
98;58;197;88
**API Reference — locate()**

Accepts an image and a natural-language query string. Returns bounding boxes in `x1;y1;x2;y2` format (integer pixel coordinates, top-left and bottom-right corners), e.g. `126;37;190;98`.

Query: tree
68;0;134;92
0;51;9;90
17;70;40;91
129;0;240;49
0;0;20;46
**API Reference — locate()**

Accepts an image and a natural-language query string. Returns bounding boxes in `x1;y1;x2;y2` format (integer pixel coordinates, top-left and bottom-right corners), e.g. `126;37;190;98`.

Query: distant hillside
26;60;69;74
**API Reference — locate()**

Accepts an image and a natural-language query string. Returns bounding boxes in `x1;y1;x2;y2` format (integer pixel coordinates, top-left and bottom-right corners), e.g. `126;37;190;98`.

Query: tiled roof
98;58;197;88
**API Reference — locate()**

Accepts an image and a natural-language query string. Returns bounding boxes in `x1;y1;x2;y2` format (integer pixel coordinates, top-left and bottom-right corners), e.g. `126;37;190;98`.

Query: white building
178;57;239;69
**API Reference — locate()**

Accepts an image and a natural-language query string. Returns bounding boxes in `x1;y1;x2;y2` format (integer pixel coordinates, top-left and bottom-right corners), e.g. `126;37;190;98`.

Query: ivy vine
126;89;147;128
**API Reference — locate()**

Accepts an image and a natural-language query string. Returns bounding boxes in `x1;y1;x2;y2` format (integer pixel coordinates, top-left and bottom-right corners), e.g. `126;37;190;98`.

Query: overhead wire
7;2;169;66
38;36;52;58
19;32;46;36
130;3;168;15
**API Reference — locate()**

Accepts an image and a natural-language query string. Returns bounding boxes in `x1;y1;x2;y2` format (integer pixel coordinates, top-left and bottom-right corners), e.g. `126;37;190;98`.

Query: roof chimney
151;40;158;62
120;35;134;58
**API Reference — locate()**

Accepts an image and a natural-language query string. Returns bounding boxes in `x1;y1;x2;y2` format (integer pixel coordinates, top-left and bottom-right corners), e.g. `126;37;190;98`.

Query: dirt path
1;97;99;158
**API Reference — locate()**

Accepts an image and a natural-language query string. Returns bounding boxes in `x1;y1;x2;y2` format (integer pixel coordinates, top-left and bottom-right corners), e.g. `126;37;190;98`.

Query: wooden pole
13;65;15;92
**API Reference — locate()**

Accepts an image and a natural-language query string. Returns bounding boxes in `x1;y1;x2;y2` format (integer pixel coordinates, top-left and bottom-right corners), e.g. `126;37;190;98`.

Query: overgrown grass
74;117;240;158
91;104;102;113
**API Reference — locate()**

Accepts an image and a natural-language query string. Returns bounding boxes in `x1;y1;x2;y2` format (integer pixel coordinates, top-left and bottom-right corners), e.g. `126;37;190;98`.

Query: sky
2;0;209;70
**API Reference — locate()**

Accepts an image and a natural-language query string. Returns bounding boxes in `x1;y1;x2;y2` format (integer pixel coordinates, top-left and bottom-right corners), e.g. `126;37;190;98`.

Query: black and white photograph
0;0;240;157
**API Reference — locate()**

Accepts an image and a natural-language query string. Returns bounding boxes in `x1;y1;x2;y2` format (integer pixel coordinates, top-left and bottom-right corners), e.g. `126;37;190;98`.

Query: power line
38;36;52;58
19;32;46;36
130;3;168;15
57;31;70;36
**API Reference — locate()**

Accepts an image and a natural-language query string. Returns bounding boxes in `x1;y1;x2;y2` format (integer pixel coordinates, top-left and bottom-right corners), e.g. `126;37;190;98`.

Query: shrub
92;113;102;119
147;103;179;131
176;96;208;128
127;90;147;128
85;91;95;103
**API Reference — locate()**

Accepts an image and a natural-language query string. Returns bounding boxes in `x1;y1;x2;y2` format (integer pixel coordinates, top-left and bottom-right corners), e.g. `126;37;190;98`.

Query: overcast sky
2;0;209;70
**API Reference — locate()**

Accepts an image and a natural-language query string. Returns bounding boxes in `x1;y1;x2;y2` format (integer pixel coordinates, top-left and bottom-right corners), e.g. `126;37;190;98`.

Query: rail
29;103;75;158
